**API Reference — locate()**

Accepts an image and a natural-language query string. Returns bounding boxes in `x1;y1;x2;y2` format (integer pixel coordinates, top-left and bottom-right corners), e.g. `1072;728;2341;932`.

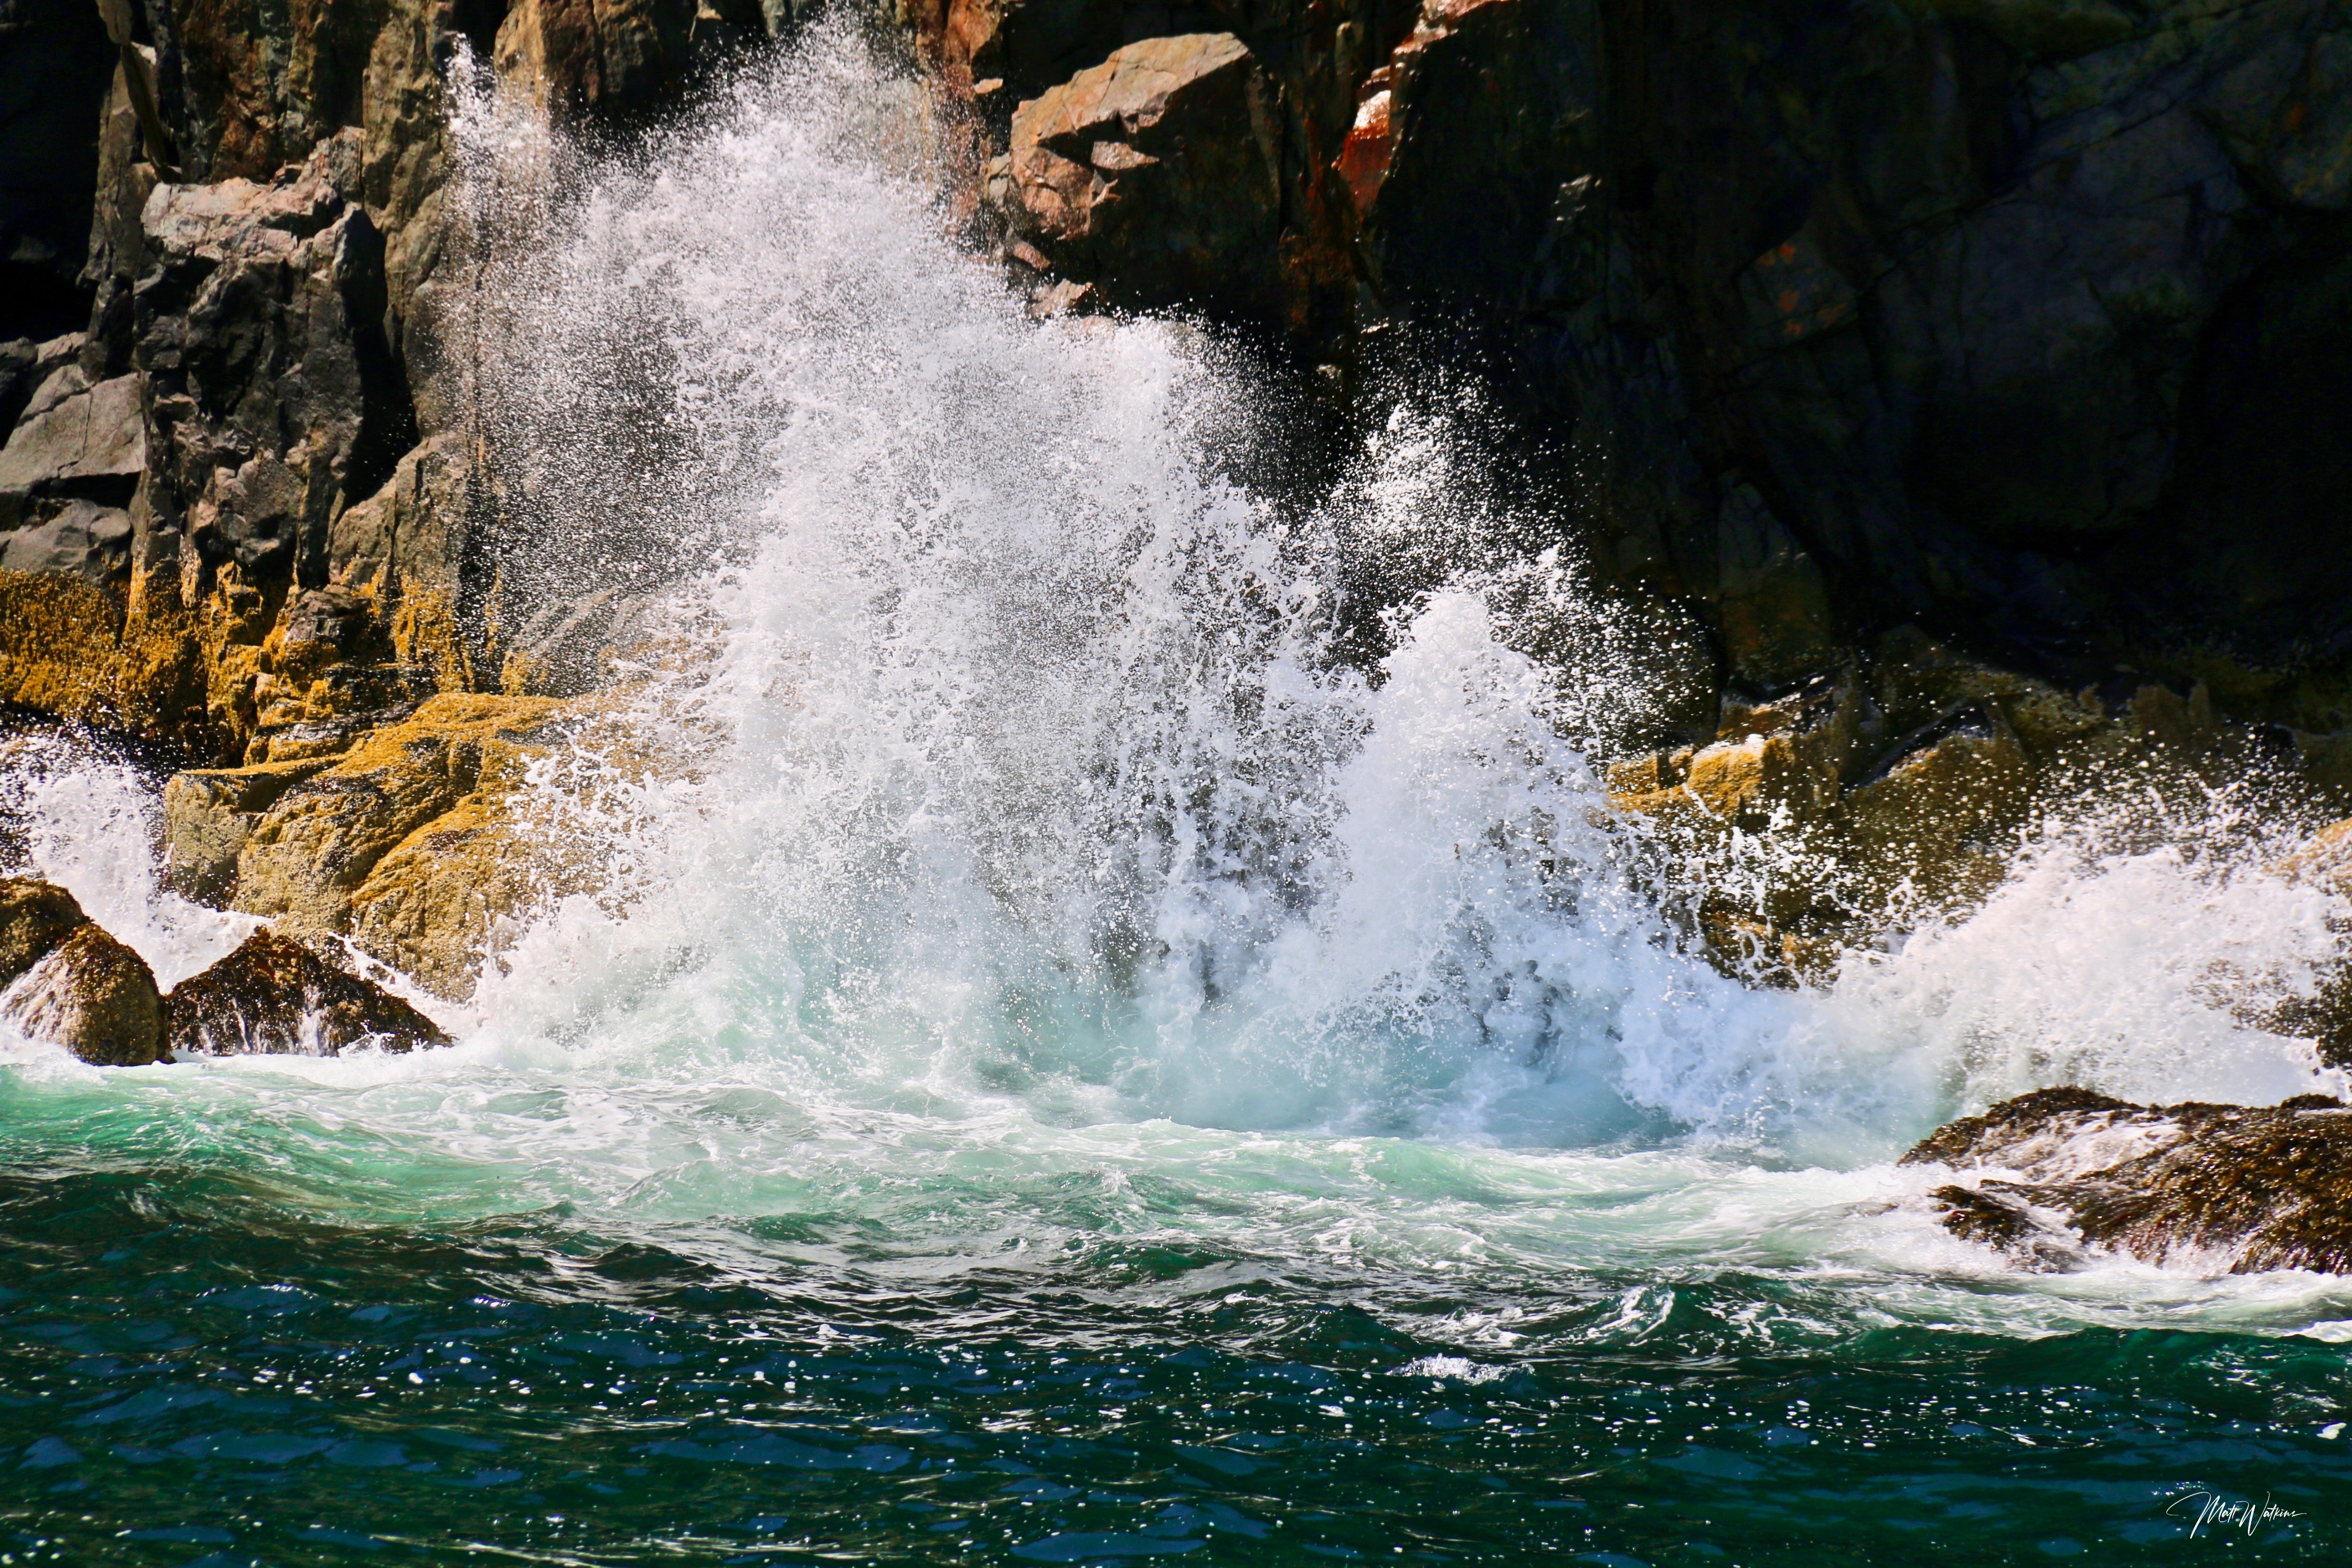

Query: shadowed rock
164;929;451;1056
1903;1086;2352;1274
2;922;165;1066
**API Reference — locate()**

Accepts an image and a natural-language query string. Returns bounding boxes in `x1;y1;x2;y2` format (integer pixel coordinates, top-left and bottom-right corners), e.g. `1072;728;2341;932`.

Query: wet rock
1612;670;1862;831
1903;1086;2352;1274
1863;627;2111;766
0;877;89;988
164;693;596;998
1;922;164;1066
211;694;565;928
492;0;712;121
1712;484;1841;687
1830;706;2034;908
164;928;450;1055
995;34;1286;323
162;754;338;904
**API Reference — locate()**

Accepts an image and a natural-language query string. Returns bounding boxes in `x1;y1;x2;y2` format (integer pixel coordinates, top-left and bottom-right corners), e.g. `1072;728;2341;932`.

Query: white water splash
0;26;2345;1326
0;732;255;989
436;27;2341;1154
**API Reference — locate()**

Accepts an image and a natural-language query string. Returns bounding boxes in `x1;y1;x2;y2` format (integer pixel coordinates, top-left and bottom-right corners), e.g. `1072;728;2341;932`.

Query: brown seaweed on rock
165;930;452;1057
1902;1087;2352;1275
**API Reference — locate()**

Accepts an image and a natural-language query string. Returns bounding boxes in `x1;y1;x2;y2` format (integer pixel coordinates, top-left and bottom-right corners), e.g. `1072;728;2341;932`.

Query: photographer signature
2165;1489;2307;1539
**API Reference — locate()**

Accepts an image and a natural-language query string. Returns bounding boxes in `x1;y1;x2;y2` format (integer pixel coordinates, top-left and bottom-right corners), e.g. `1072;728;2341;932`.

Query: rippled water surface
7;27;2352;1566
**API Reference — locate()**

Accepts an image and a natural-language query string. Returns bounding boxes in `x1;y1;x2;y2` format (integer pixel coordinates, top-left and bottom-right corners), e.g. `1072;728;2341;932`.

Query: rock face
995;34;1285;321
1;921;166;1066
1903;1086;2352;1274
166;692;585;998
0;370;145;531
946;0;2352;754
0;0;757;768
137;139;413;598
6;0;2352;1015
164;928;451;1055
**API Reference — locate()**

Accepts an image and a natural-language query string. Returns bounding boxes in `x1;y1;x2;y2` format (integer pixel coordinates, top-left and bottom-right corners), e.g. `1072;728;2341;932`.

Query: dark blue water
3;1170;2345;1566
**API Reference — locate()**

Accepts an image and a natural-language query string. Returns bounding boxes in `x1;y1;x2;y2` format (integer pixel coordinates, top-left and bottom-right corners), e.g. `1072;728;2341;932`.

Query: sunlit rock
994;34;1285;322
0;567;208;749
1831;706;2034;908
0;371;144;513
328;432;480;693
138;135;406;593
164;928;449;1056
162;754;338;904
1;922;165;1067
0;500;134;580
491;0;722;121
0;876;89;988
1903;1086;2352;1275
164;692;603;999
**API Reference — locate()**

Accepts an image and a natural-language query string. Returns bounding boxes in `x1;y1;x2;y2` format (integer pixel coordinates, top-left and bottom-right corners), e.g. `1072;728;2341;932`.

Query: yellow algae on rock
347;783;593;1001
159;691;660;1001
226;694;573;946
0;568;210;749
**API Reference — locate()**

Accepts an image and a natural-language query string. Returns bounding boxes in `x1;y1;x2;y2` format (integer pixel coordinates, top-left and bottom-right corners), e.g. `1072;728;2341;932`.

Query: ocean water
4;30;2351;1566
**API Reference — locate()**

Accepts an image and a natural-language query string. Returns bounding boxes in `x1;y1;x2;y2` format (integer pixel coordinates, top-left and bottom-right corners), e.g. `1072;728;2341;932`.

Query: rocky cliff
5;0;2352;1001
964;0;2352;715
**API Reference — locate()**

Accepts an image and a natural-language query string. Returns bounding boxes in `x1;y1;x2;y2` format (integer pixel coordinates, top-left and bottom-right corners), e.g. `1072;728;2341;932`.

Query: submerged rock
1902;1086;2352;1275
1;923;165;1067
164;929;451;1057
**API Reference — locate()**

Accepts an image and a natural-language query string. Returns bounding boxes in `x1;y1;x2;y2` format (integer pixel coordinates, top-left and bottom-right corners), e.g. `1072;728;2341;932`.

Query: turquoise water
8;29;2352;1564
1;1134;2348;1565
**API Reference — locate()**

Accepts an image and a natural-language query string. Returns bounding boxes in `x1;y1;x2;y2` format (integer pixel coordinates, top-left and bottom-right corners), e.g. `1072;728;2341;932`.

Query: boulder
1345;0;1606;310
1902;1086;2352;1274
942;0;1125;103
164;928;450;1055
0;876;89;988
1;923;165;1066
224;693;567;933
994;35;1286;323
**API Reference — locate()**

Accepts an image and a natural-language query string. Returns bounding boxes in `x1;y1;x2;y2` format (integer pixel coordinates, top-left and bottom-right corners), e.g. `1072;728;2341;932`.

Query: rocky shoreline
1904;1085;2352;1275
2;0;2351;1269
0;874;447;1063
